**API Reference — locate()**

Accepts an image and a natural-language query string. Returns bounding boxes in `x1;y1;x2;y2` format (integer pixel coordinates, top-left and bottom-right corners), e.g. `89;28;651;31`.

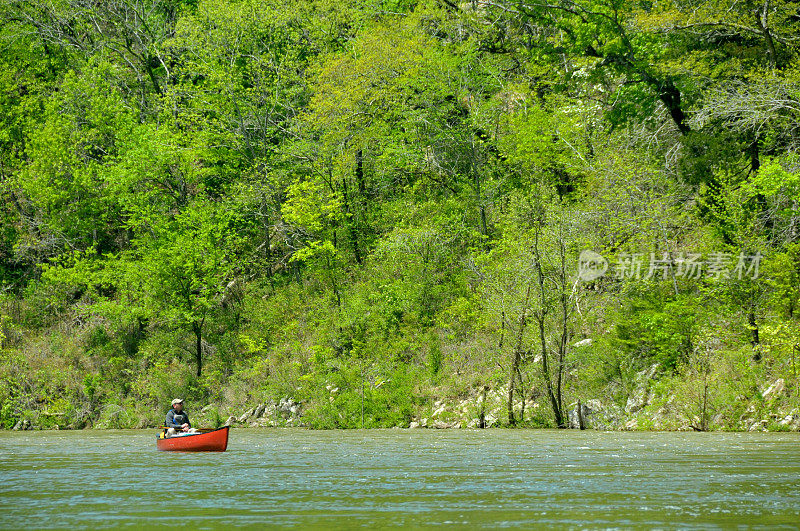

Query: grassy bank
3;283;799;432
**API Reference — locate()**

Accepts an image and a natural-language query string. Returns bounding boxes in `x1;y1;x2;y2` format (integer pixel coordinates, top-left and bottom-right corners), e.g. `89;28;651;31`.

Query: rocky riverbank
190;368;800;432
10;367;800;432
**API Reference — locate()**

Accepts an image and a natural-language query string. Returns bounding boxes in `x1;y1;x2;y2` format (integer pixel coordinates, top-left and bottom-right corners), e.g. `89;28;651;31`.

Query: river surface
1;429;799;528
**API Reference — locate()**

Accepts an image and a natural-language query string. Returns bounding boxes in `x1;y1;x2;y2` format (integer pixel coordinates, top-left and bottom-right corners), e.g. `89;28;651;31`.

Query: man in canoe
165;398;198;437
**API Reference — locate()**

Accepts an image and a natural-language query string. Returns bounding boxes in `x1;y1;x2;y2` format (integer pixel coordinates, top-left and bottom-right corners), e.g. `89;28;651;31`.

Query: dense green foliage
1;0;799;430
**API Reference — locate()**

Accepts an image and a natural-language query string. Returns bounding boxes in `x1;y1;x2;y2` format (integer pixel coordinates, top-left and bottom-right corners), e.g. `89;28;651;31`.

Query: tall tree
129;200;239;377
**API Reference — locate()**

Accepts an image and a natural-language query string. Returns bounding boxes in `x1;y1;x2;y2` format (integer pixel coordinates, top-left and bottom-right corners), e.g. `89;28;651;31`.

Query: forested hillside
1;0;799;431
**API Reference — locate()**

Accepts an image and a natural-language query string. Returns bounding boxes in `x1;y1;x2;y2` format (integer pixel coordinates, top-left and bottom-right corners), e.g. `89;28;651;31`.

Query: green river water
1;429;799;529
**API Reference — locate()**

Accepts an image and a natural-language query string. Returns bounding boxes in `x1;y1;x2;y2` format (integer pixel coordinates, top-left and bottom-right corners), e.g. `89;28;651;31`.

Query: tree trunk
555;242;569;420
748;310;762;362
478;385;489;428
192;321;203;377
507;284;532;427
144;58;163;96
533;228;567;428
754;1;778;68
749;135;761;175
517;365;526;421
341;177;362;264
507;350;519;427
658;79;690;135
538;315;565;427
701;376;709;431
499;311;505;349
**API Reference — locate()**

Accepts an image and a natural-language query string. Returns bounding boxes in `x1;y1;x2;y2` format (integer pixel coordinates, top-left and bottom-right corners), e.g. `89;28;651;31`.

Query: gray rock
238;408;255;423
409;421;420;429
569;402;593;429
585;399;604;411
762;379;785;401
278;398;298;413
579;400;624;430
623;418;638;430
642;363;660;382
253;404;266;418
619;364;659;416
625;394;644;414
224;416;235;427
573;338;592;348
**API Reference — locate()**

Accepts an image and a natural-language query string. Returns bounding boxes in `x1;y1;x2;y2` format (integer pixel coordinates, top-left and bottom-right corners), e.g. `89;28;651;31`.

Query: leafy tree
295;18;434;262
479;189;588;427
14;62;134;264
6;0;186;102
482;0;695;134
125;200;239;377
651;0;800;69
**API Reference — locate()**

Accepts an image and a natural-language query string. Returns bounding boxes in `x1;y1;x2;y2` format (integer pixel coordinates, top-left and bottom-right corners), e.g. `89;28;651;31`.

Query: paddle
159;427;221;432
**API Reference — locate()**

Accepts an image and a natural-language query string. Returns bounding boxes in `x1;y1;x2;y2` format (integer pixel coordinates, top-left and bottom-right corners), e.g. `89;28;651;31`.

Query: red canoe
156;426;229;452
